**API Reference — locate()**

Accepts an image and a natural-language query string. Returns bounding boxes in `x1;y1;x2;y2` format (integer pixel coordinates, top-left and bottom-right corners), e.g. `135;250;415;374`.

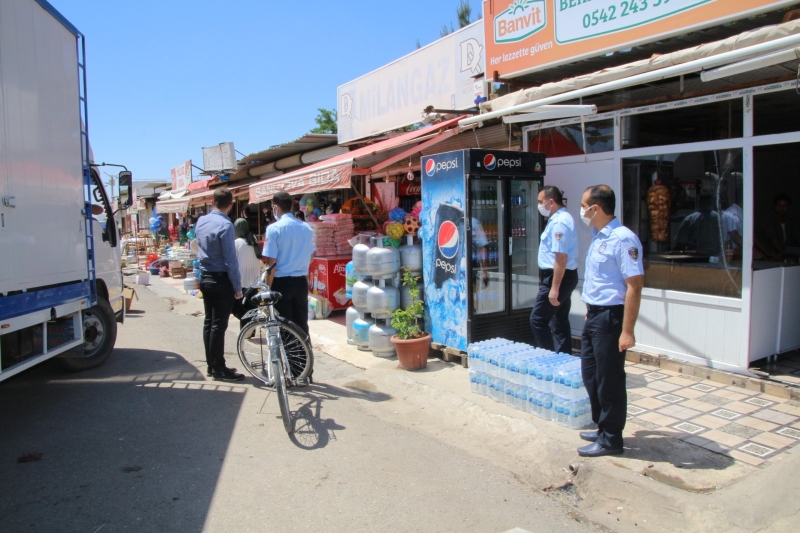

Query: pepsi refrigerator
420;149;546;352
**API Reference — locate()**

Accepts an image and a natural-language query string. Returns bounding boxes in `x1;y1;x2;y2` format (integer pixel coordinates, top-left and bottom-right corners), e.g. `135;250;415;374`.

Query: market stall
249;116;467;316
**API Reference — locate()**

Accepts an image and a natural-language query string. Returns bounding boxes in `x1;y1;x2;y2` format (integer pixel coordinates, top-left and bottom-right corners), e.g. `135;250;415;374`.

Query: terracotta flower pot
391;333;431;371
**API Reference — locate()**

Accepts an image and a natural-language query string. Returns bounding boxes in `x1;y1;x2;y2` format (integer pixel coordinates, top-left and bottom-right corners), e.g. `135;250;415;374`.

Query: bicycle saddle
252;289;281;306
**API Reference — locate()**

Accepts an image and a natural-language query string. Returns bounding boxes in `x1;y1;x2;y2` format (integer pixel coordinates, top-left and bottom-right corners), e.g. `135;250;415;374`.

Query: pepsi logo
483;154;497;170
437;220;460;259
425;159;436;176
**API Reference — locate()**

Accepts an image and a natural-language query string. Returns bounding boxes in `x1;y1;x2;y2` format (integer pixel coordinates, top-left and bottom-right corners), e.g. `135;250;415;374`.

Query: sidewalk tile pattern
624;362;800;467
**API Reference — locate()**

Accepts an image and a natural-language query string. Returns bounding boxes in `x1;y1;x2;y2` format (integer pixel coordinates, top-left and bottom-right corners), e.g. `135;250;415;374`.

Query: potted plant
390;267;431;370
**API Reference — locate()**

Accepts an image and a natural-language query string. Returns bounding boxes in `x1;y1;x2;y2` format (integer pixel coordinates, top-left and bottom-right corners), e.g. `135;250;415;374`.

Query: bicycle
237;263;314;433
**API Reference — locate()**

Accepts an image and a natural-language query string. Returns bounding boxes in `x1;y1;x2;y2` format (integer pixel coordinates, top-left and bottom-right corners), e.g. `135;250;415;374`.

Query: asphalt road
0;285;602;533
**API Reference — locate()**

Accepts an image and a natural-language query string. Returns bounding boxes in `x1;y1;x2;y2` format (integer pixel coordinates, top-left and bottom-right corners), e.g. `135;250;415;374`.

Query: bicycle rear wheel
237;321;270;384
272;354;292;433
277;318;314;382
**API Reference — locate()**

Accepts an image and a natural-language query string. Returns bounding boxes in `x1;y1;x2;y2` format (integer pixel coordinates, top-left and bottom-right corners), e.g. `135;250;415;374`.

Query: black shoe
211;368;245;381
577;442;623;457
207;366;238;377
579;430;599;442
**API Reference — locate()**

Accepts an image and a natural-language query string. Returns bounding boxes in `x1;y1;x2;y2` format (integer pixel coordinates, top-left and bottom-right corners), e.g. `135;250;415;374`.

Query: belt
586;303;624;312
202;271;229;278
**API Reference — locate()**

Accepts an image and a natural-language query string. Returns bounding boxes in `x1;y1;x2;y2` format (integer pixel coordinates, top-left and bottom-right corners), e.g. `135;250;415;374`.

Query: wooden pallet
430;342;468;368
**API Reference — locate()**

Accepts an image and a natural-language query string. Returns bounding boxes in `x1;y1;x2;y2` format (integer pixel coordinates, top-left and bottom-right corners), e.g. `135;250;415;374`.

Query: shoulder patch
555;232;563;241
628;247;639;260
598;242;607;253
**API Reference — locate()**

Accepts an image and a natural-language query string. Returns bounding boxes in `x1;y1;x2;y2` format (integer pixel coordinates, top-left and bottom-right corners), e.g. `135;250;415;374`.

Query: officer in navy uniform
530;186;579;354
577;185;644;457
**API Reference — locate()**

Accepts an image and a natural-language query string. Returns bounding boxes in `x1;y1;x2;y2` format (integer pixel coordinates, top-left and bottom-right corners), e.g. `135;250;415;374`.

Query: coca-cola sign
398;181;421;197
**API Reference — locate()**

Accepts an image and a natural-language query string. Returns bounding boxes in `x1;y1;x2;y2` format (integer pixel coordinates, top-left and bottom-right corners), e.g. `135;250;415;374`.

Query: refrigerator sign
420;150;468;351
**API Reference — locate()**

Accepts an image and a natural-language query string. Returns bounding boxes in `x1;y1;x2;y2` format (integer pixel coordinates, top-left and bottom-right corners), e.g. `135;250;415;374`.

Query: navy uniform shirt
581;218;644;306
196;210;242;293
538;208;578;270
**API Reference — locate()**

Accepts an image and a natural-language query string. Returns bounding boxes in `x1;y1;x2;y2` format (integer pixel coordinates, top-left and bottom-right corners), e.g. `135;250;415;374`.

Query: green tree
457;0;472;28
310;108;337;134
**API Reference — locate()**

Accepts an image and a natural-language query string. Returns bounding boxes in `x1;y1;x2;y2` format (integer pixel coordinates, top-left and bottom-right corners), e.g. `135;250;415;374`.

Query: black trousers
530;268;578;354
272;276;310;338
581;305;627;449
200;273;235;372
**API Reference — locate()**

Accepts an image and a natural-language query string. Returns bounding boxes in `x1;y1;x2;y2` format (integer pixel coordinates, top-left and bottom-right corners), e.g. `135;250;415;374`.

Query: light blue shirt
196;210;242;293
263;213;315;277
581;218;644;306
538;208;578;270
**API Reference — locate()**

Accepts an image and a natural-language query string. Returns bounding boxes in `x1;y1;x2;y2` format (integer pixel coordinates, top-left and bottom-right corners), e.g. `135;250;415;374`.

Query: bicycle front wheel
237;320;271;384
272;354;292;433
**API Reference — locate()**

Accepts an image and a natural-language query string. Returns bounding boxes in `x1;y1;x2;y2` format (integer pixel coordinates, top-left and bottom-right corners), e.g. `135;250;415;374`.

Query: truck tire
60;298;118;371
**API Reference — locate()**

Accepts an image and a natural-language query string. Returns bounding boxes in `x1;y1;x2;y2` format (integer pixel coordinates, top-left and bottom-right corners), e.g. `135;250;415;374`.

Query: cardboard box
122;287;138;312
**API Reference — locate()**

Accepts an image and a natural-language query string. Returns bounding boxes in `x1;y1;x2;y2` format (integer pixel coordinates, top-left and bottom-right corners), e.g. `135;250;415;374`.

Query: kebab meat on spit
646;182;671;242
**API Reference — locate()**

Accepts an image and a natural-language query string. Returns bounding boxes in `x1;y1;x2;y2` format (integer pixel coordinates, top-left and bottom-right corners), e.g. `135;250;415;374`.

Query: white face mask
537;201;551;217
580;205;596;226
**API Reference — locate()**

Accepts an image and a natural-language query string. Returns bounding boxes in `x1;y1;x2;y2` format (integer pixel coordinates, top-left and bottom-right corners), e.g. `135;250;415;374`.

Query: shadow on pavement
0;348;244;532
624;430;735;471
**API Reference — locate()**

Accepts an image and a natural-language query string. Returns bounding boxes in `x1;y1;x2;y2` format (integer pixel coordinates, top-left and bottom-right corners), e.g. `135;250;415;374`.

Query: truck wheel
61;299;118;371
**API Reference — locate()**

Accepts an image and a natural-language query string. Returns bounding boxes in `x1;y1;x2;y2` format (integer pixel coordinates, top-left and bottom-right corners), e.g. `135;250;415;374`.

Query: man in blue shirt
196;188;244;381
577;185;644;457
530;186;578;354
263;191;316;338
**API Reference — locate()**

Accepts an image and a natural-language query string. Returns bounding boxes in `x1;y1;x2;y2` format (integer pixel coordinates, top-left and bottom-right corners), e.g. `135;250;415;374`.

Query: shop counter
308;256;351;311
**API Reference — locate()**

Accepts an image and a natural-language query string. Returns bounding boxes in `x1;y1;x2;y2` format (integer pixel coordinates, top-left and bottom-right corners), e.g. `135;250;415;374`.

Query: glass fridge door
469;178;505;315
510;179;541;310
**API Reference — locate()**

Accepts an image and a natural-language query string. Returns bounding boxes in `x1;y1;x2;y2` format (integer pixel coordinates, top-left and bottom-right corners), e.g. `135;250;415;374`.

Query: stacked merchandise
325;214;356;256
365;237;401;358
308;222;337;257
467;339;592;429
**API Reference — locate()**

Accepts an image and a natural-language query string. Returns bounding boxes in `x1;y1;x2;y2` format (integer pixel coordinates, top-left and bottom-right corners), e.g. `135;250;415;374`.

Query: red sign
398;180;421;197
308;257;351;311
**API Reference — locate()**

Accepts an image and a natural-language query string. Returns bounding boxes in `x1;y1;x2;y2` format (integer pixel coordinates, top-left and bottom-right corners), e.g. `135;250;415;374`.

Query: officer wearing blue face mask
530;186;578;354
577;185;644;458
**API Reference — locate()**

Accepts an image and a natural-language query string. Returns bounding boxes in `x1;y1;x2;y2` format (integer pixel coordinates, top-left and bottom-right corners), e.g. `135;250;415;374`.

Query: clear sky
51;0;484;187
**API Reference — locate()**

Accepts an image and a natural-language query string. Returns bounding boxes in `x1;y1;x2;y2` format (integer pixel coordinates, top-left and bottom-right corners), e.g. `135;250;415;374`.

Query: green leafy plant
391;267;426;340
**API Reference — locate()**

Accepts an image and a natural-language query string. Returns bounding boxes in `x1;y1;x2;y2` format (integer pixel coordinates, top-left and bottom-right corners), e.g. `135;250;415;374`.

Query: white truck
0;0;130;380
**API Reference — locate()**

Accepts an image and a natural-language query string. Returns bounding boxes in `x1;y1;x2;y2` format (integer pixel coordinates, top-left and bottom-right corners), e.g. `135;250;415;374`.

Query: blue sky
51;0;484;186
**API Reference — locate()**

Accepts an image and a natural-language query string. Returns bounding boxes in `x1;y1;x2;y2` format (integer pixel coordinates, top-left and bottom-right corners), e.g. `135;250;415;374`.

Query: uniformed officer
530;186;578;354
577;185;644;457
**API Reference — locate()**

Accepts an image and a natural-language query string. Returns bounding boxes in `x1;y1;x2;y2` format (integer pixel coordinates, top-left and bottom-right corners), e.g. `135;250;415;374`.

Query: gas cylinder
366;278;399;318
352;234;372;274
353;313;375;351
351;277;372;310
345;306;361;345
366;236;401;279
368;319;397;358
399;235;423;274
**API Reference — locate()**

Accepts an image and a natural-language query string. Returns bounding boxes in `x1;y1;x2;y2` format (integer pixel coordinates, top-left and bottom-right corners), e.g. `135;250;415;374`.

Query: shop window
622;149;744;298
622;100;743;149
754;90;800;136
527;119;613;158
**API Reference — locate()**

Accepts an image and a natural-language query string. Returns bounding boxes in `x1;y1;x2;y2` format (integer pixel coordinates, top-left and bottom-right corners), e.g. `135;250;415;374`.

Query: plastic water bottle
469;369;479;394
542;393;553;420
479;372;489;396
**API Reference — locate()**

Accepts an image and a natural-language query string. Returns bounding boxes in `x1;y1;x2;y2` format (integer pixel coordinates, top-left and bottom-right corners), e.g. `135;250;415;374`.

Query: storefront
463;2;800;373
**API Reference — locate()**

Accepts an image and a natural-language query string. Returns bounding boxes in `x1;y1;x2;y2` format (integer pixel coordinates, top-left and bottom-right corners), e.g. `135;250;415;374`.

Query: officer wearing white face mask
530;186;578;354
576;185;644;458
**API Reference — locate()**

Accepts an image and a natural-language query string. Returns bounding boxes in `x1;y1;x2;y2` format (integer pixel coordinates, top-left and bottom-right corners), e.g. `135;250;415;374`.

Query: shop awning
249;116;465;203
463;19;800;126
157;189;215;213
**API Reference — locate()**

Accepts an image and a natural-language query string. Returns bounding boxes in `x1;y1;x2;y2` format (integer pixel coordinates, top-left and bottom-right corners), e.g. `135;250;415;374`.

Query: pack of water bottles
467;338;592;429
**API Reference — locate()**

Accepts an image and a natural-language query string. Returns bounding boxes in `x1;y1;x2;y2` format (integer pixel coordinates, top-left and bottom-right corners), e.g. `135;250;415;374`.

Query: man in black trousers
262;190;315;338
196;188;244;381
577;185;644;457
